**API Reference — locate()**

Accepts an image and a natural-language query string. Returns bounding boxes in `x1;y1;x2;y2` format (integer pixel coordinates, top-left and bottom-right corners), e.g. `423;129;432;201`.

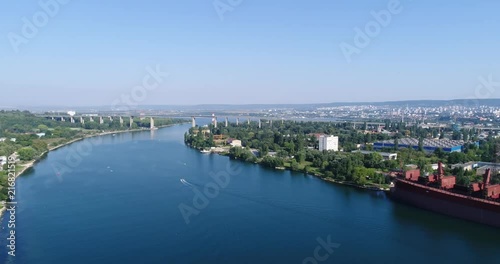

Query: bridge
38;113;389;130
37;114;500;132
38;115;157;130
167;115;389;130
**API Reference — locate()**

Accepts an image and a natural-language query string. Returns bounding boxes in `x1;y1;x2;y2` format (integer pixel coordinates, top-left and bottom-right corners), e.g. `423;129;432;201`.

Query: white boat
200;149;211;154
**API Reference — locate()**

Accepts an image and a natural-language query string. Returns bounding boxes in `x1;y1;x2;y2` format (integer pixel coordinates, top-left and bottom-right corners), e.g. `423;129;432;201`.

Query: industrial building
319;135;339;152
352;150;398;160
451;161;480;171
476;165;500;176
373;138;467;153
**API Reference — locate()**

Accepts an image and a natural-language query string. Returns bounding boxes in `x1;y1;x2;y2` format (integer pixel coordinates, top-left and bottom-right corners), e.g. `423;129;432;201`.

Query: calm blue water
1;124;499;263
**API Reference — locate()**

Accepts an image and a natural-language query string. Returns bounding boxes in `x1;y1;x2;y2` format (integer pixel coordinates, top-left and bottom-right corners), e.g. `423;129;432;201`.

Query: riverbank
321;177;390;192
16;127;154;178
199;146;390;193
0;124;181;217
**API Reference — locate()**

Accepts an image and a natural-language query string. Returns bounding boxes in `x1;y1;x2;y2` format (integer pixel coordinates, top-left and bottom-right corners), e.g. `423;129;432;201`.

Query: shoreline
14;128;154;179
0;124;182;217
198;147;390;193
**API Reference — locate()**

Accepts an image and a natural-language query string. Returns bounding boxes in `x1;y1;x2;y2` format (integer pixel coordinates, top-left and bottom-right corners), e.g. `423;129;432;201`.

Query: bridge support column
236;118;239;126
130;117;133;128
99;116;103;124
225;117;228;127
119;116;123;127
258;119;261;129
192;117;196;128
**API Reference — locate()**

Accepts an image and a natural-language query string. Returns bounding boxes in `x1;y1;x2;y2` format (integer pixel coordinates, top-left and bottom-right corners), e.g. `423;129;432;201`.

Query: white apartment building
319;135;339;152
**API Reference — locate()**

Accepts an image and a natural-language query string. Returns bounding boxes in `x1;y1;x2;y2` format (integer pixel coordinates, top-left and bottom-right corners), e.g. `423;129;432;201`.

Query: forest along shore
184;123;394;192
184;120;499;194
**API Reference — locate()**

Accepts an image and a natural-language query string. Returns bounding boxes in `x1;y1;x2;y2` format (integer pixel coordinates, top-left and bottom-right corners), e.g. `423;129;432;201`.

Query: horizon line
3;98;500;109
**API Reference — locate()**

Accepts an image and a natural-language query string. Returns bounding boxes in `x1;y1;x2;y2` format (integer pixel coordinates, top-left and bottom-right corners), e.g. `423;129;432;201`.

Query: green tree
37;124;49;132
31;140;48;153
434;148;445;159
18;147;36;161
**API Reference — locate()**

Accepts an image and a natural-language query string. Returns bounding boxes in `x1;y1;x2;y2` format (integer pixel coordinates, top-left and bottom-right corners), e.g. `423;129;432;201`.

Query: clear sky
1;0;499;107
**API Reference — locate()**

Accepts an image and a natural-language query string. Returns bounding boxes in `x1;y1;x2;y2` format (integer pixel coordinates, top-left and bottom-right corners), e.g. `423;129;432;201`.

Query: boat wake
180;178;194;187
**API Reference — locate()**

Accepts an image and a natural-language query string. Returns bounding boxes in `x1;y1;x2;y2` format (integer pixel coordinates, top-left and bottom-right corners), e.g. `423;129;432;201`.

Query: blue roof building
373;138;470;153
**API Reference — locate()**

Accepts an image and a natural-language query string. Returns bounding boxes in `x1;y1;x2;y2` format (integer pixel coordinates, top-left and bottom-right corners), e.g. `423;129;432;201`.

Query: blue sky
1;0;499;106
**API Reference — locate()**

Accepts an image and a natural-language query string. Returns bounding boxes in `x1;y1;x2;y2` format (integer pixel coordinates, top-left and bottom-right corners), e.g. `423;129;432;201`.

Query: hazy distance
1;0;499;107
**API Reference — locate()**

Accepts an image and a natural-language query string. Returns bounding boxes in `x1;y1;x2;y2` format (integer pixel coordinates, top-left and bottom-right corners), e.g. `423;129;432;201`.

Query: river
1;123;499;263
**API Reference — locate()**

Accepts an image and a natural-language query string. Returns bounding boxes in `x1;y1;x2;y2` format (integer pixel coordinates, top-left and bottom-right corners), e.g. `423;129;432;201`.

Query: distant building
373;138;471;153
199;129;211;136
268;152;277;157
230;140;242;147
0;156;7;169
319;135;339;152
227;138;242;147
36;133;46;138
352;150;397;160
451;161;479;171
0;138;6;142
476;165;500;176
